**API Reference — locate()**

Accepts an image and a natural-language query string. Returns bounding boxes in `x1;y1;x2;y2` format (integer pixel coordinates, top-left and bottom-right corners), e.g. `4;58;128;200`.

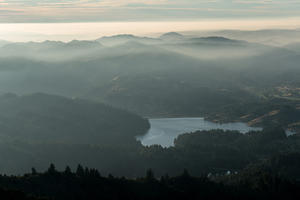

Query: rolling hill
0;93;149;144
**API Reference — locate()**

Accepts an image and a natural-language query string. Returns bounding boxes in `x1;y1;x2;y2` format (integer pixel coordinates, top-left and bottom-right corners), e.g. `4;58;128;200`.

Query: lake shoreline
138;117;262;147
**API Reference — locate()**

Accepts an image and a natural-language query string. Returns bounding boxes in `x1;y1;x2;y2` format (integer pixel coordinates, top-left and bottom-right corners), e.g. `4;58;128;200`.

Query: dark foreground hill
0;93;149;145
0;160;300;200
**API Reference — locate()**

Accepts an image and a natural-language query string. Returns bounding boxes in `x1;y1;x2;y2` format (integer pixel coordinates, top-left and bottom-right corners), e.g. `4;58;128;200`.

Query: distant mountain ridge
97;34;161;46
160;32;185;40
2;40;102;52
0;32;251;52
190;29;300;46
0;40;103;61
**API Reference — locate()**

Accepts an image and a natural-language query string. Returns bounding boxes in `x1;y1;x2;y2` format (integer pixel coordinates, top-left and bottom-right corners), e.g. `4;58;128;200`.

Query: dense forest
0;94;300;179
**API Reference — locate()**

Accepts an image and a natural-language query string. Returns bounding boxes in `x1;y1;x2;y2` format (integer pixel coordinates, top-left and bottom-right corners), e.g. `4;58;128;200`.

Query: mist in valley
0;27;300;199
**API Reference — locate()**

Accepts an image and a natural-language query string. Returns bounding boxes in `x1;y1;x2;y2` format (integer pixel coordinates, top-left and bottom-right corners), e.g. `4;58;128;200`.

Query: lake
136;117;262;147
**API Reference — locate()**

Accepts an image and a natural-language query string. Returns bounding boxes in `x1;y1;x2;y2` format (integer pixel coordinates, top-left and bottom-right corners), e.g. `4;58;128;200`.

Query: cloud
0;0;299;22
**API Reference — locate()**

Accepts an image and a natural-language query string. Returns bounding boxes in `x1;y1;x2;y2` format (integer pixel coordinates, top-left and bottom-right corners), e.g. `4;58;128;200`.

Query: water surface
137;117;262;147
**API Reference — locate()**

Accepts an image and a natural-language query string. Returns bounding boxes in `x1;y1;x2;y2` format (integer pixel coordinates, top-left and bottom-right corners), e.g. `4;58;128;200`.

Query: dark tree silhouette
76;164;85;177
47;164;57;174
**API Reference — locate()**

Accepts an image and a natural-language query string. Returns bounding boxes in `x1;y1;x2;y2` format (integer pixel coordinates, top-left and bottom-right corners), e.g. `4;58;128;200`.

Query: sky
0;0;300;22
0;1;300;42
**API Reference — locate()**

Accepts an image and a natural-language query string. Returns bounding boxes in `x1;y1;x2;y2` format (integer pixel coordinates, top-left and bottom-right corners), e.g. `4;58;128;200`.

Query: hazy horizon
1;18;300;42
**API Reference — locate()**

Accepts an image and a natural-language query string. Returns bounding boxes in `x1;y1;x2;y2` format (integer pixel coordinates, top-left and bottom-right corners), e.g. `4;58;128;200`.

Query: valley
1;1;300;199
0;29;300;199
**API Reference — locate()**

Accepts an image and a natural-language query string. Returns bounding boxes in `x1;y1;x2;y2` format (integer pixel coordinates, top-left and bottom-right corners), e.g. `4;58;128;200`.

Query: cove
136;117;262;147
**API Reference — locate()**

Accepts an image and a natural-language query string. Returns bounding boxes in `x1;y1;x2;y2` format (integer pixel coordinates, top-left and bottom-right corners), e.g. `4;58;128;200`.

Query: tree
76;164;85;177
182;169;190;178
47;163;57;174
31;167;37;175
146;169;155;181
108;174;114;179
90;169;101;178
64;166;72;175
160;174;169;184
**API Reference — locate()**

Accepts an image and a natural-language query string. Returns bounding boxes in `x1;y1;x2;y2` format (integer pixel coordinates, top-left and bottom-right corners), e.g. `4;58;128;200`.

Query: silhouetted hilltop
97;34;160;46
2;40;102;53
160;32;184;40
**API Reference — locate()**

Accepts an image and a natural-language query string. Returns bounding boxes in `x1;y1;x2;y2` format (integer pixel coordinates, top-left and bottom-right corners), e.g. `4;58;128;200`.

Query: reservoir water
137;117;262;147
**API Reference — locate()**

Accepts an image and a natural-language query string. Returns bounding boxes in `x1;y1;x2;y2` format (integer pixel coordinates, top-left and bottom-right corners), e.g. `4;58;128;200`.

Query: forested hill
0;93;149;145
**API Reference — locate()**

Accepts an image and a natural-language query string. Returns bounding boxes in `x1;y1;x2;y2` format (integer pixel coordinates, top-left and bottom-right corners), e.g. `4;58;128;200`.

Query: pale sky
1;1;300;42
0;0;300;22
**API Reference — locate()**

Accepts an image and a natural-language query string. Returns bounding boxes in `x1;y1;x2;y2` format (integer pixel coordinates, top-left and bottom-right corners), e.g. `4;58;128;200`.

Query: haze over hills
0;30;299;177
185;29;300;46
0;40;103;61
0;31;299;132
97;34;161;46
285;42;300;53
0;40;10;47
1;0;300;198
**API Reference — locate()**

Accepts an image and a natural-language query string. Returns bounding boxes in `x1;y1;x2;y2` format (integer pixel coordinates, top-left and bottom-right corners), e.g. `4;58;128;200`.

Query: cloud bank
0;0;299;22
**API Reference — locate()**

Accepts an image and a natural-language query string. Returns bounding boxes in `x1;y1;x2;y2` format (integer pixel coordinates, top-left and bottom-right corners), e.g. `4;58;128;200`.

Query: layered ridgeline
0;32;300;131
0;92;300;178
